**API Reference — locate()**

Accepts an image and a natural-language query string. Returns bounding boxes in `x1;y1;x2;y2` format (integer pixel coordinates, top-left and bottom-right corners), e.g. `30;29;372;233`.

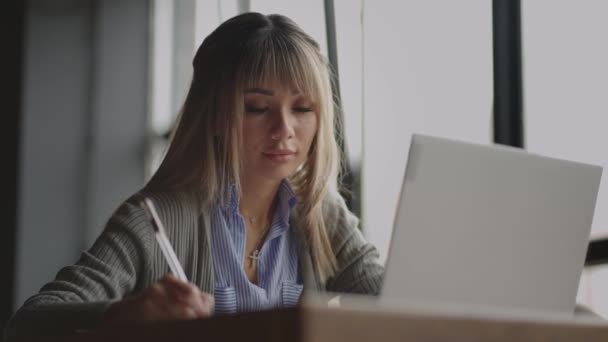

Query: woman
6;12;383;340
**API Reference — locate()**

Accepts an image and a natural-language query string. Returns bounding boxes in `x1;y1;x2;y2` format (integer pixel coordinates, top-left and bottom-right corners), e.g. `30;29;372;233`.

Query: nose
270;108;294;141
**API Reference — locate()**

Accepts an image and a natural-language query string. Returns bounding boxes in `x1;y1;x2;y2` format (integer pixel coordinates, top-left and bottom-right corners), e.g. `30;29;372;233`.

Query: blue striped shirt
210;180;302;314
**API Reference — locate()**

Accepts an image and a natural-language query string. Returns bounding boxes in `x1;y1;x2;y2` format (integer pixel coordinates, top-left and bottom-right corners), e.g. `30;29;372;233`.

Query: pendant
248;249;260;266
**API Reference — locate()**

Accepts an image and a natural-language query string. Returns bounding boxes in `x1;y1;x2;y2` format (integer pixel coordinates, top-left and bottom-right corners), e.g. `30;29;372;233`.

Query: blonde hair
146;13;342;281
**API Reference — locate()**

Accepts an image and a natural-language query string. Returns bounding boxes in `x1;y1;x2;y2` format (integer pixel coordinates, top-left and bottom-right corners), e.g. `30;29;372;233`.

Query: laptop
380;134;602;317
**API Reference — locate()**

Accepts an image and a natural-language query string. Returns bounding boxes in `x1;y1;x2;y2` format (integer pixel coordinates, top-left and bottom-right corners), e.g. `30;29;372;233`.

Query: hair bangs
236;33;324;106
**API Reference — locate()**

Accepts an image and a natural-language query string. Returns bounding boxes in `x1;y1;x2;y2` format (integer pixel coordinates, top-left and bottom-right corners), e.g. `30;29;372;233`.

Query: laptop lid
380;134;602;316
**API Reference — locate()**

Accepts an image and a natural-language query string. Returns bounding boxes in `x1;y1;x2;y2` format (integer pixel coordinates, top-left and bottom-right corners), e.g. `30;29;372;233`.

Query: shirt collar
223;183;239;213
267;180;297;240
221;179;297;220
275;179;298;225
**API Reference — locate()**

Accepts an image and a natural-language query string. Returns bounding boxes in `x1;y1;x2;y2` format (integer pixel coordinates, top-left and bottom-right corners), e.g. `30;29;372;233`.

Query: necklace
247;222;271;266
242;199;277;267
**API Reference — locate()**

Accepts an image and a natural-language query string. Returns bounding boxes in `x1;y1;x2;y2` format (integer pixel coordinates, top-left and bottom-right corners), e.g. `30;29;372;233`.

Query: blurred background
4;0;608;331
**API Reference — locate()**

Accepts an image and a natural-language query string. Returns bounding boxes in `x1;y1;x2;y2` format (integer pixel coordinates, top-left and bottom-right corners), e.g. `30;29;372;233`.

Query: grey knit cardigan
5;189;384;340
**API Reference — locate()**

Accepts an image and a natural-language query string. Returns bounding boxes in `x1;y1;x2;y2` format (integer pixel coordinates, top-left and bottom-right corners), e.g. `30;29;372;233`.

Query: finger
166;289;208;318
135;291;179;323
142;281;195;321
194;292;214;317
189;292;209;318
154;290;200;321
161;280;210;318
161;302;198;321
145;282;168;301
162;274;196;296
200;293;214;310
141;300;173;322
162;273;191;288
161;275;212;318
161;283;199;312
167;283;202;307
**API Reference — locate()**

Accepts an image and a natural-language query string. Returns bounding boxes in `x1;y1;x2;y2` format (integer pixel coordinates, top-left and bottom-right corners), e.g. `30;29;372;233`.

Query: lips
262;149;296;162
263;149;295;156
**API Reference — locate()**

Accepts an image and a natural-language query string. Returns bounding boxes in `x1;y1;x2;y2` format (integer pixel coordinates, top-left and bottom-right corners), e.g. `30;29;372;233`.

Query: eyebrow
245;88;301;96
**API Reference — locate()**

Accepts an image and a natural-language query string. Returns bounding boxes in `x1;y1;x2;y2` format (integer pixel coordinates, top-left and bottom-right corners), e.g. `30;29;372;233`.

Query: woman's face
240;81;318;183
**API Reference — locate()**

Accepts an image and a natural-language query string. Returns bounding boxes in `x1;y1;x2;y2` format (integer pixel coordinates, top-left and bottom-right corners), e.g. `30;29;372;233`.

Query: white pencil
142;197;189;282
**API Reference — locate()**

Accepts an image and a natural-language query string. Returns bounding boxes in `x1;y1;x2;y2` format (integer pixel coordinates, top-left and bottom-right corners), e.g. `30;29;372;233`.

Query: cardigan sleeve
323;191;385;295
5;195;155;341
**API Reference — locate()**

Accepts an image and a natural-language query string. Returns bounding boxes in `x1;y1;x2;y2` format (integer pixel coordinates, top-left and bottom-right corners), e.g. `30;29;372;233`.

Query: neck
239;177;282;226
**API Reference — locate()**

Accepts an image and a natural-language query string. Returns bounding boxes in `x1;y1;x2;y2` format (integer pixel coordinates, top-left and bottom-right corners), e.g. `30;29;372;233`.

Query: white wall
16;0;148;308
17;0;92;306
361;0;493;262
522;0;608;317
85;0;149;243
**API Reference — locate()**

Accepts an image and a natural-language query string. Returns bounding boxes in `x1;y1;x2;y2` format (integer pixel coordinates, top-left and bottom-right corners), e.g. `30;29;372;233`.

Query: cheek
242;121;266;147
241;125;262;165
299;115;318;147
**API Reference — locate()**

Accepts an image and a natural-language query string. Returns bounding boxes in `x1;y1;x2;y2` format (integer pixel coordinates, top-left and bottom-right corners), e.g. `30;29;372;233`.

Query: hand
100;274;214;326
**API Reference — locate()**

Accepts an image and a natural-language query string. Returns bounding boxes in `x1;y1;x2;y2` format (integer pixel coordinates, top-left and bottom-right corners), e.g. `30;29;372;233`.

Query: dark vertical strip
324;0;358;215
324;0;341;101
585;238;608;266
492;0;524;148
3;0;25;331
237;0;251;14
81;0;96;252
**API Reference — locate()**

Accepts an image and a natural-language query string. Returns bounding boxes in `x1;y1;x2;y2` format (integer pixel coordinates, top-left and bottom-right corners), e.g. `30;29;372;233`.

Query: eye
245;105;269;113
292;106;314;113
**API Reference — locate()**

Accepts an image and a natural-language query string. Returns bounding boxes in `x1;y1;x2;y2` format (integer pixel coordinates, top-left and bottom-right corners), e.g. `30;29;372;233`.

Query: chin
259;165;297;181
263;170;293;182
